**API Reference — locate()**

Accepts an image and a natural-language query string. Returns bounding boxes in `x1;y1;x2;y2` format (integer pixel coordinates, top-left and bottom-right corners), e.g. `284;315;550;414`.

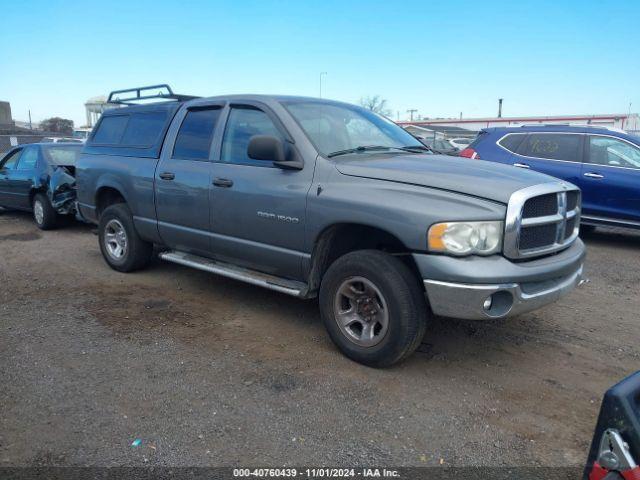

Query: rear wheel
319;250;428;367
33;193;58;230
98;203;153;272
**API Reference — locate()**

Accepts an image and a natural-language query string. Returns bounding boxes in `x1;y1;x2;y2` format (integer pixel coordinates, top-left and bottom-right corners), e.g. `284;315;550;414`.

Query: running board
159;251;308;298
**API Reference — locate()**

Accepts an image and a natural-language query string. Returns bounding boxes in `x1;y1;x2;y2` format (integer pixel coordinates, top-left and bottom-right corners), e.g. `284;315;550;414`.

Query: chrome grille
519;224;557;250
522;193;557;218
504;183;581;259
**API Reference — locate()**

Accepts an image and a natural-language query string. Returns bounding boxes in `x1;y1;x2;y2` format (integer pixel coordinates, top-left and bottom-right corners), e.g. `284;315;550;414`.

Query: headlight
428;221;503;256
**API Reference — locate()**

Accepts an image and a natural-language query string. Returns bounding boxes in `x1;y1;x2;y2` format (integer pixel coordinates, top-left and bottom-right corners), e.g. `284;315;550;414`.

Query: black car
0;143;80;229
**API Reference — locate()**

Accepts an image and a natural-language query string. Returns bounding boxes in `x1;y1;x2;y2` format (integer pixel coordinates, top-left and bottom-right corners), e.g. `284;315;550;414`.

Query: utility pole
319;72;327;98
407;109;418;121
28;110;32;130
498;98;503;118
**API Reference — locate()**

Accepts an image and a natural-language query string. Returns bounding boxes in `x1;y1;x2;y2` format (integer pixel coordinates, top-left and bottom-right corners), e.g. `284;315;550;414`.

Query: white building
84;95;118;127
399;113;640;136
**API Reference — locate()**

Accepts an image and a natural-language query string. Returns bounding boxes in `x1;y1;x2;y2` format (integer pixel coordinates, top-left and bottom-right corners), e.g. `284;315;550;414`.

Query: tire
98;203;153;272
32;193;58;230
319;250;428;367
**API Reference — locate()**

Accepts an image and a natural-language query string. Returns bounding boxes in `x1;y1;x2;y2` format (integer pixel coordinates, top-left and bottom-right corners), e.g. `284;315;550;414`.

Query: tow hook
589;429;640;480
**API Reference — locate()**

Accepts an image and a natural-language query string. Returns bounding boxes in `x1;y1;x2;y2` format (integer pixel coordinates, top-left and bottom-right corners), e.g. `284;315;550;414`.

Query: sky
1;0;639;126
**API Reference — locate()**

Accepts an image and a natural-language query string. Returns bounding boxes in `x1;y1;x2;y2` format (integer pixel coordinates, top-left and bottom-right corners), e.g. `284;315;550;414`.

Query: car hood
334;153;557;204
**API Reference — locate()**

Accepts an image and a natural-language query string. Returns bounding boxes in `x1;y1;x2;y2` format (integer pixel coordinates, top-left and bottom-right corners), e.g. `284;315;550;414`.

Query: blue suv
461;125;640;230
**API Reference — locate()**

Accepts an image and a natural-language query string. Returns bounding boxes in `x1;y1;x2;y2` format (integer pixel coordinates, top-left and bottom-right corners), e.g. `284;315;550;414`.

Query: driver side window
587;136;640;170
0;148;22;170
220;107;283;167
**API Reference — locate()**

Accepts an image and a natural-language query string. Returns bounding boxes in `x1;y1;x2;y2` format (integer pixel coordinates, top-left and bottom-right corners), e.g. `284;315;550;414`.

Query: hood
334;153;557;204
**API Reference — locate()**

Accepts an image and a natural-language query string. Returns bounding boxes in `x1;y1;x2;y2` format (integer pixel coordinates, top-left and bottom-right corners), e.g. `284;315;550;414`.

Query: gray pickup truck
76;85;585;367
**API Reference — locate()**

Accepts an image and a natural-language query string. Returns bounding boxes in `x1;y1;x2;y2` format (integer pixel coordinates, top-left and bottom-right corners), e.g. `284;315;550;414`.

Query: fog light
483;296;493;311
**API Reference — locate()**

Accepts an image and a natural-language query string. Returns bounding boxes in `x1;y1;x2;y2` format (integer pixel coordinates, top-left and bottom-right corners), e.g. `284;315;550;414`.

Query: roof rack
497;123;627;134
107;84;199;105
512;123;624;132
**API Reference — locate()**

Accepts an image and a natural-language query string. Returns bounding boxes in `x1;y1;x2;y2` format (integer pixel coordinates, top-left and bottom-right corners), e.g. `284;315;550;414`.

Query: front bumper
415;239;586;320
424;265;583;319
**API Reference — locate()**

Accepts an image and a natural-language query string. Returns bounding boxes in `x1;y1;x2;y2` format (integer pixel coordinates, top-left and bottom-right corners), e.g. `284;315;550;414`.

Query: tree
40;117;74;135
359;95;392;117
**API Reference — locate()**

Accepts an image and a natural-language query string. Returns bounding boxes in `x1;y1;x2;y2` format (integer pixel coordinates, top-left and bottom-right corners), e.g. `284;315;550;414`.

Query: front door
580;134;640;224
0;147;23;208
510;132;583;185
210;104;314;280
155;106;223;256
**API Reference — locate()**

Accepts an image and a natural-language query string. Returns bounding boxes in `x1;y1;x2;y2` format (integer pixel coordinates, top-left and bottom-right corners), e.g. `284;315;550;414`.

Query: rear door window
16;145;39;170
519;133;582;162
172;108;222;160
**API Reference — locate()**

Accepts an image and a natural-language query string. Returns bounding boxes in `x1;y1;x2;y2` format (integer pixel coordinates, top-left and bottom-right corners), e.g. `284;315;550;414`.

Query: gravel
1;210;638;467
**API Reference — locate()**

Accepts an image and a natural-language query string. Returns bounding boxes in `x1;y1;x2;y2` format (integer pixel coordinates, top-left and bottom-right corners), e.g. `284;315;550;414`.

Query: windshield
42;145;82;165
284;101;424;157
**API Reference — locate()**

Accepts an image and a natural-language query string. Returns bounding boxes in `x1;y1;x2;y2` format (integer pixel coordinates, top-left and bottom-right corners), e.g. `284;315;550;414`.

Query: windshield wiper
399;145;432;153
328;145;426;158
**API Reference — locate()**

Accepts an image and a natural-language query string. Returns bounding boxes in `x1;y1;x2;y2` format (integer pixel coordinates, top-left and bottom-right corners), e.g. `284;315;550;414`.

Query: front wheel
319;250;429;367
98;203;153;272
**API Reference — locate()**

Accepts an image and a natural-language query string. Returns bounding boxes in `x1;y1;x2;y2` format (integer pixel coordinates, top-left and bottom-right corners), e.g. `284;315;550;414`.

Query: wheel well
29;188;46;204
307;224;421;293
95;187;126;217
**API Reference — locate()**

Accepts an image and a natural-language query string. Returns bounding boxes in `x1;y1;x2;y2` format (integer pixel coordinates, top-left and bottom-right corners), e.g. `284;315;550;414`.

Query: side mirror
247;135;286;163
247;135;303;170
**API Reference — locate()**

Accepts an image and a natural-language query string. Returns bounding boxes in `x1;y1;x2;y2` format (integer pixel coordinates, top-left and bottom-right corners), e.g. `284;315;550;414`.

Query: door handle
583;172;604;179
513;163;530;169
159;172;175;180
213;177;234;188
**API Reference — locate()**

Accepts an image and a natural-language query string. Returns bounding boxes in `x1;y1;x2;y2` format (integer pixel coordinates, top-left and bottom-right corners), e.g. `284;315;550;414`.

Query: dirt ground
0;210;638;468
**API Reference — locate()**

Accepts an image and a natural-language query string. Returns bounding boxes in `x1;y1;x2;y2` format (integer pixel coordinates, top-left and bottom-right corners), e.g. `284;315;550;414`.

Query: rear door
580;134;640;224
0;147;23;208
209;103;313;280
155;104;224;256
9;145;40;209
510;132;583;184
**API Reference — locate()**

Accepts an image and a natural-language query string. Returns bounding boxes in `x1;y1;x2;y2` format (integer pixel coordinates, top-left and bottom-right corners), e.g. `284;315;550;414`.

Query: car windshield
42;145;82;165
284;101;425;157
